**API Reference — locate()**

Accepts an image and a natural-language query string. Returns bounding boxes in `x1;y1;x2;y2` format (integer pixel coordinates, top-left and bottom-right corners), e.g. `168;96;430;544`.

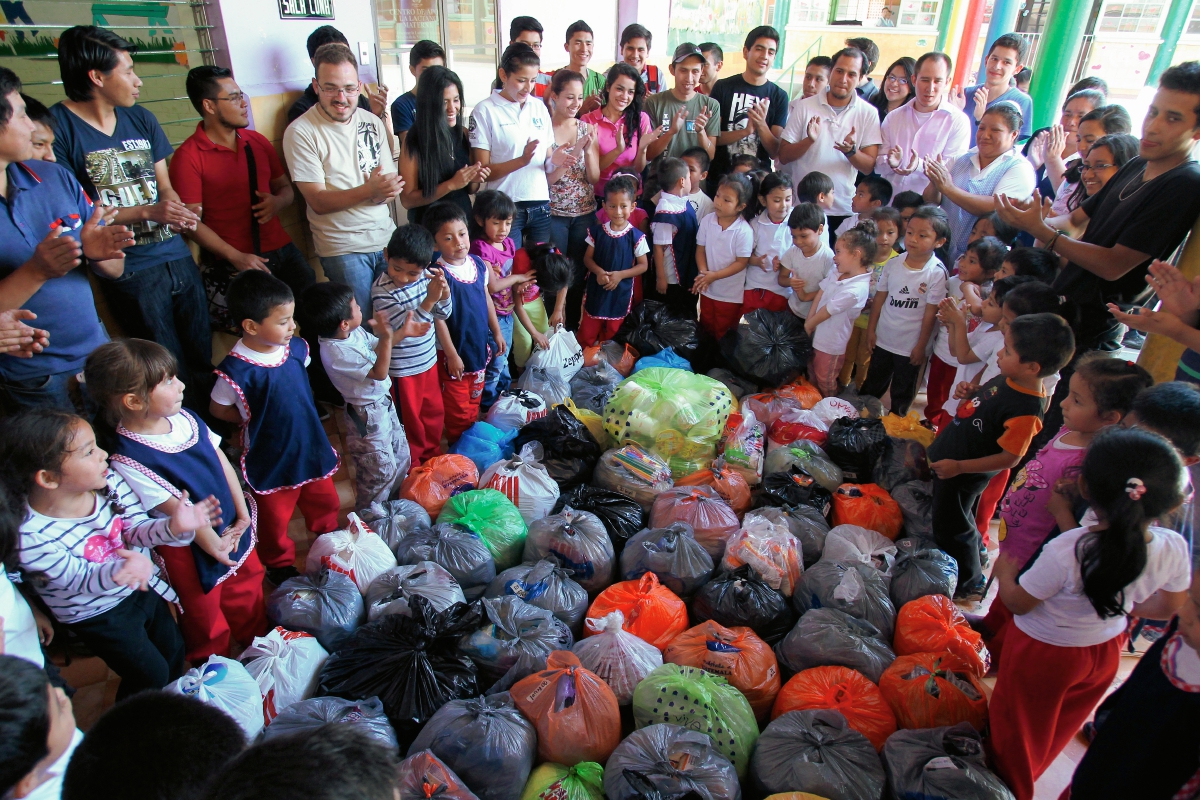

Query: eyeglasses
217;92;246;104
319;84;361;97
885;75;909;86
1080;162;1115;173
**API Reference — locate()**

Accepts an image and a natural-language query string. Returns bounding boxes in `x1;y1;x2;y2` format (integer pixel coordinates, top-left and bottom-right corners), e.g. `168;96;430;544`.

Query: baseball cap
671;43;705;66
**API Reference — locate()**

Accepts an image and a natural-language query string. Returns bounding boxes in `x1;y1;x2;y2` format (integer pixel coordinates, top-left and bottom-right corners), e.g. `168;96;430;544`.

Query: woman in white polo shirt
469;43;557;248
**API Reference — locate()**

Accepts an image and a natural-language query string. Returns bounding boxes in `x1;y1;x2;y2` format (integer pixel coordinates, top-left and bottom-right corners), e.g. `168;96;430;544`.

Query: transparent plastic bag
717;411;765;486
890;538;958;607
584;573;688;651
520;763;604;800
583;340;639;377
487;390;549;431
774;607;895;683
261;696;397;750
692;565;796;645
394;523;496;601
762;440;843;492
821;524;899;577
487;559;588;633
604;724;740;800
882;723;1015;800
357;499;432;555
239;626;328;725
771;665;897;751
767;409;830;451
459;596;574;680
649;485;739;560
451;421;519;474
593;444;674;510
479;443;560;525
398;750;480;800
306;513;397;594
523;507;615;594
365;562;466;621
663;620;781;721
169;655;264;737
517;365;572;407
675;458;753;516
750;709;886;800
793;560;897;642
744;506;829;568
401;455;480;517
572;610;663;704
742;392;804;427
438;489;528;571
721;513;804;596
620;523;714;598
266;568;365;652
511;650;621;765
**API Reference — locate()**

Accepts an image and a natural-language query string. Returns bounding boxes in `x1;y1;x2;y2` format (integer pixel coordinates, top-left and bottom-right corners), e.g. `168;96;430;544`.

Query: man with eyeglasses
286;25;377;124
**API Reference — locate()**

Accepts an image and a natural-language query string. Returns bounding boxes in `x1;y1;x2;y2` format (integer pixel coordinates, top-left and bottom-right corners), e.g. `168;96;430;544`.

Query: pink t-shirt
469;237;517;315
582;108;653;197
998;429;1086;567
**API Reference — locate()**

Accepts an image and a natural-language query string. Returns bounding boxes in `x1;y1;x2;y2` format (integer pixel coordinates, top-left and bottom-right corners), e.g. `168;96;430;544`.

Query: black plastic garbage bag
523;508;615;594
894;480;934;540
755;468;833;518
483;650;547;696
890;538;959;608
743;506;829;568
358;499;432;554
266;569;364;652
750;709;886;800
408;693;537;800
706;367;756;399
775;607;896;683
728;309;812;387
570;361;623;414
692;565;796;645
260;696;399;749
459;595;573;680
883;722;1016;800
393;523;496;600
513;405;602;489
825;417;888;484
603;723;741;800
620;522;714;597
485;559;588;633
793;560;897;642
873;436;931;493
616;300;700;361
554;486;646;554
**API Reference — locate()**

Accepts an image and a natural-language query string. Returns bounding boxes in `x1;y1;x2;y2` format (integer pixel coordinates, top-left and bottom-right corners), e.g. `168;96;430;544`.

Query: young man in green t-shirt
561;20;607;99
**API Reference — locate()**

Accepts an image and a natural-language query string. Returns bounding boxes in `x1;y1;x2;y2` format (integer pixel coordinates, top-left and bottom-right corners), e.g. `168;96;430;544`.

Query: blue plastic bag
451;422;518;473
633;347;693;374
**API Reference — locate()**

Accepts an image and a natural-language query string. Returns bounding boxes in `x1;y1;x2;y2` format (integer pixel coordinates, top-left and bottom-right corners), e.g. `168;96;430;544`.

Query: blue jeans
0;368;92;416
550;211;596;330
319;250;387;316
509;201;552;251
482;313;514;410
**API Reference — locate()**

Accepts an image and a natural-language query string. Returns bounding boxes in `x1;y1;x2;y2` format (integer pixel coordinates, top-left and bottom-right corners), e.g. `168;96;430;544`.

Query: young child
890;189;924;244
373;225;453;467
861;205;950;416
681;146;715;220
580;175;650;345
1;409;220;696
210;271;340;585
743;173;794;314
925;236;1006;429
928;313;1075;599
597;168;651;234
834;175;893;238
424;201;507;444
988;426;1192;800
804;220;876;396
969;211;1019;248
840;206;901;390
511;242;572;366
995;245;1058;282
796;171;835;210
468;190;528;411
0;654;78;800
85;339;266;663
778;203;835;324
694;173;755;341
650;157;701;319
729;154;760;174
303;282;415;509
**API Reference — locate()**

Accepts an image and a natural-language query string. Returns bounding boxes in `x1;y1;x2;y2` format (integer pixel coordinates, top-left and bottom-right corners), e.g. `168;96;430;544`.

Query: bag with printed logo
401;455;480;517
487;390;549;431
526;324;585;385
479;443;560;525
663;620;780;722
305;513;397;594
169;655;264;737
239;626;328;725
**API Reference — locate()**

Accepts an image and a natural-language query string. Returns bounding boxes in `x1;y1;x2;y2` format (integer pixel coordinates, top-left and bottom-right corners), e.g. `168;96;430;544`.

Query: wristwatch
844;145;858;158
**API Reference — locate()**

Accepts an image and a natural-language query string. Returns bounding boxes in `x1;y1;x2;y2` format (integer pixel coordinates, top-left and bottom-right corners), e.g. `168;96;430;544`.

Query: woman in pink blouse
582;63;656;202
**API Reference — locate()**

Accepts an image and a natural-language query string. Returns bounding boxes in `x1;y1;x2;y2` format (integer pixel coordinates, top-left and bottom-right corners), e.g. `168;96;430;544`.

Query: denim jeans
264;242;317;297
0;368;91;416
550;211;595;330
481;313;514;410
319;250;387;316
509;201;552;251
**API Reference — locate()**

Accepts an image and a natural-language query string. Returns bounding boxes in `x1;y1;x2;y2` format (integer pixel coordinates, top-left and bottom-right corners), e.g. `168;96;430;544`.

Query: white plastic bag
821;524;899;579
811;396;859;427
766;407;831;453
526;325;584;384
486;390;548;431
721;513;804;596
572;611;663;704
305;513;397;595
478;443;560;524
169;655;264;737
239;626;328;725
516;365;571;407
364;561;466;620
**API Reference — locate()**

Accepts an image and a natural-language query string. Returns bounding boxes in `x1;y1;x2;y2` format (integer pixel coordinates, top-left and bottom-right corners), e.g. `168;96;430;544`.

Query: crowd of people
1;14;1200;800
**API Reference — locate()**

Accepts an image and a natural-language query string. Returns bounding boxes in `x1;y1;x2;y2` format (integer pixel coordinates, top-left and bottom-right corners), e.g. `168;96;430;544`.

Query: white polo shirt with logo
469;89;555;203
779;88;882;216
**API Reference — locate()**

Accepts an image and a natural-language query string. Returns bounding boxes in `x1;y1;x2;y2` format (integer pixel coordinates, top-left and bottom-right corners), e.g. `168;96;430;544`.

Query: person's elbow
1131;589;1188;620
210;401;239;423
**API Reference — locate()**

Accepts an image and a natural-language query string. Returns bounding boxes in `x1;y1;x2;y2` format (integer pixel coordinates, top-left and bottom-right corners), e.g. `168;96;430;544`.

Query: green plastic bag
603;368;734;479
520;763;605;800
437;489;528;570
632;663;760;777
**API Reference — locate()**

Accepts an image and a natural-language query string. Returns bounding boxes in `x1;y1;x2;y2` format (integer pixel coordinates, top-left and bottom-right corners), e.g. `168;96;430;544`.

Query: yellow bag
565;398;611;449
882;412;936;448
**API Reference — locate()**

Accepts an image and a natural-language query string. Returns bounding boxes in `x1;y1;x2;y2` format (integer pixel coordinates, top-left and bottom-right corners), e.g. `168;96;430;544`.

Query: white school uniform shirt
469;90;554;202
873;252;948;357
812;271;872;356
943;323;1004;418
687;190;714;221
780;89;883;216
780;243;836;318
833;213;859;238
319;326;390;407
111;413;224;512
745;211;794;294
1;568;43;666
696;212;754;303
210;341;308;420
1017;524;1192;647
651;192;690;285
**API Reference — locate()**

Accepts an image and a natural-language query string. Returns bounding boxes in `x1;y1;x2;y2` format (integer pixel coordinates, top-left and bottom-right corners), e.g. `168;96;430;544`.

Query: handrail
776;36;823;100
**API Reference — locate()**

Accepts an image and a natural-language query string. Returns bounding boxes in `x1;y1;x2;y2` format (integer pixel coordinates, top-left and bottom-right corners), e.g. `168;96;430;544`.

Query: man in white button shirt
778;47;882;244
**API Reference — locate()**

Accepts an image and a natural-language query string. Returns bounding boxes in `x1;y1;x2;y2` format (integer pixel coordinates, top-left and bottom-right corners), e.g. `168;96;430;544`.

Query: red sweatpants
252;477;340;569
741;288;790;314
699;295;743;341
577;311;623;347
924;354;957;431
158;544;268;662
981;599;1015;667
438;354;485;444
976;468;1009;548
987;625;1120;800
390;367;444;466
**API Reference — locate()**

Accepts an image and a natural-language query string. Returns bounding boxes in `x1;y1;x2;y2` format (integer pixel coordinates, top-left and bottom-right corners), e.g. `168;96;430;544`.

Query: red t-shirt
169;124;292;254
511;248;542;303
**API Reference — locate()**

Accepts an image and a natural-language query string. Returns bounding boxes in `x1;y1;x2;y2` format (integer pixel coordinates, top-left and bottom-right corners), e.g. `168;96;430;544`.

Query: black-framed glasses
1080;162;1115;173
217;92;246;104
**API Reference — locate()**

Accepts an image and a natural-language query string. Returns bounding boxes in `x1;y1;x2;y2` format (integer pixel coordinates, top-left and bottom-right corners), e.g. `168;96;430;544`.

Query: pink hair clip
1125;478;1146;501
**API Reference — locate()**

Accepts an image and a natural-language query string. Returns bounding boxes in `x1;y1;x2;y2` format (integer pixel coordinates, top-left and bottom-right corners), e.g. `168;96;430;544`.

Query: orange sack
584;573;688;651
583;342;639;376
400;455;479;518
676;462;752;516
662;620;781;721
879;652;989;732
511;649;621;765
771;665;897;751
893;595;991;678
830;483;903;540
775;377;823;410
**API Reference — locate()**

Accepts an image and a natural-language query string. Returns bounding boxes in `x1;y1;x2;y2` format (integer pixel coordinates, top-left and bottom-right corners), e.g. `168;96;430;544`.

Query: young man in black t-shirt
928;314;1075;598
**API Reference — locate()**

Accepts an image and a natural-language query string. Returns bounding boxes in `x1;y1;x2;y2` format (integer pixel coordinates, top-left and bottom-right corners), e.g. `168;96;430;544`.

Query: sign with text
279;0;334;20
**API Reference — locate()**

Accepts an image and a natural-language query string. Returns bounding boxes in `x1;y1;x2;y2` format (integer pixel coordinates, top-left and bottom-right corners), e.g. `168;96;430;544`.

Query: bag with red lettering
239;626;328;726
305;513;397;594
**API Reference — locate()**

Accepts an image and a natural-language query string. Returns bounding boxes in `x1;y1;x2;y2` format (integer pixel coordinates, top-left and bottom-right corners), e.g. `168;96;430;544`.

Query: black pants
645;282;698;321
860;347;922;416
827;215;850;247
67;590;186;700
932;471;993;591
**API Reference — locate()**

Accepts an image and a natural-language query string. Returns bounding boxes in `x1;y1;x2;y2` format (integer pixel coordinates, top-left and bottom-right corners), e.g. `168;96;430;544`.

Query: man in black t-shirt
708;26;789;191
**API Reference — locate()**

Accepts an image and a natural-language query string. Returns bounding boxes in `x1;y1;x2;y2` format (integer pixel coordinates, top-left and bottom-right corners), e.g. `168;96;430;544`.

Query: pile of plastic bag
771;665;896;751
793;560;897;641
487;390;548;431
676;458;752;516
663;620;780;721
583;340;639;377
880;652;989;731
649;486;739;560
266;569;364;652
763;439;843;492
460;596;573;680
585;573;688;651
615;300;700;363
570;361;624;413
524;508;615;594
721;513;804;596
438;489;528;571
750;709;886;800
572;610;663;704
620;523;714;598
883;723;1015;800
239;626;328;724
692;565;796;645
358;499;431;554
451;421;518;474
397;750;480;800
514;406;603;489
774;607;895;683
305;513;397;594
745;506;829;568
261;696;397;749
365;562;466;620
554;486;645;553
395;523;496;600
479;444;560;524
604;724;740;800
723;309;812;387
890;538;958;607
168;655;264;737
592;444;674;510
487;559;589;633
894;595;991;678
756;469;832;518
401;455;480;517
767;408;829;451
830;484;904;541
511;650;621;764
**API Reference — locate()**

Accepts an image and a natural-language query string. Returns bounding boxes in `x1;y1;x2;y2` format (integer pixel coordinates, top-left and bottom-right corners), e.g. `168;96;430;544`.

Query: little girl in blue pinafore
578;176;650;346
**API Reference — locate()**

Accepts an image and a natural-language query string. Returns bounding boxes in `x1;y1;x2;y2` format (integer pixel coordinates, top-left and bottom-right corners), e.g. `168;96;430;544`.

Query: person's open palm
806;115;822;142
1147;259;1200;317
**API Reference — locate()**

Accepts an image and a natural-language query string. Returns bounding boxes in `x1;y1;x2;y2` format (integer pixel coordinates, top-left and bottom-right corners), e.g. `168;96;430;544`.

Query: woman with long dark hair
871;57;915;121
398;66;487;225
581;63;656;201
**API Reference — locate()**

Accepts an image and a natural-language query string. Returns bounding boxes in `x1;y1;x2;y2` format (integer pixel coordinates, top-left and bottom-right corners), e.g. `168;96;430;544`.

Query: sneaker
954;582;987;603
266;566;301;586
1122;328;1146;350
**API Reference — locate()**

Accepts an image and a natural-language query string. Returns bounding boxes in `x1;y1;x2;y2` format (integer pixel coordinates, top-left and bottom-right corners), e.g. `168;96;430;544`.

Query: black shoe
266;566;301;586
954;581;987;603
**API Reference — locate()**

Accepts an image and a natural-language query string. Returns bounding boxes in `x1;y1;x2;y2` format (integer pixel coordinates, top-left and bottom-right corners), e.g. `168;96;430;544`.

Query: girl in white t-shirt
693;173;755;341
988;427;1192;800
742;173;793;314
804;220;875;397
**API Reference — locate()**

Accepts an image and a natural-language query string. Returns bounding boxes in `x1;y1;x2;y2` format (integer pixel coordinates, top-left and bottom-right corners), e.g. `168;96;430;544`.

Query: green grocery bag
438;489;528;570
520;763;604;800
631;663;759;777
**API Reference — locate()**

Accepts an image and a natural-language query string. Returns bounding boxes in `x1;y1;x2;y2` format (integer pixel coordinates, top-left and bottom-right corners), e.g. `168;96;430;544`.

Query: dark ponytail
718;172;756;222
493;42;540;91
837;218;880;266
0;408;85;510
751;172;790;220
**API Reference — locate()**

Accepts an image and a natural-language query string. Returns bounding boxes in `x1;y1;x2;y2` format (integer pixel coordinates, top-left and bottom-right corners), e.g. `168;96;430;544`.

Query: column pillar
943;0;973;68
1027;0;1092;130
936;0;961;52
953;0;989;87
979;0;1022;76
1146;0;1192;87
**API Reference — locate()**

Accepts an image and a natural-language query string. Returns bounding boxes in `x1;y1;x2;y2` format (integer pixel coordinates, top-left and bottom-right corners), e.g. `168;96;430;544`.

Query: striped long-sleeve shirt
19;472;191;623
370;271;453;378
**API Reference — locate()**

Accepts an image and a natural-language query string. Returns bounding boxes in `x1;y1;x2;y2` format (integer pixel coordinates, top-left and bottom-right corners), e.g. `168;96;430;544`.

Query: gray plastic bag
620;523;715;597
603;723;741;800
750;709;886;800
763;440;844;492
394;523;497;600
883;722;1015;800
485;559;588;633
774;607;896;683
793;560;897;641
260;696;398;750
570;361;623;413
890;538;959;608
408;693;537;800
459;595;573;680
523;508;615;594
365;562;466;621
358;499;432;554
746;504;830;567
894;480;933;540
266;569;365;652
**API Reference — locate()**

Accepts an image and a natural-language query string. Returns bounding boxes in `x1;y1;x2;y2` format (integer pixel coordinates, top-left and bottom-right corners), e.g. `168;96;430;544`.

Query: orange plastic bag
742;393;804;426
511;650;621;765
775;377;823;410
400;455;479;517
830;483;903;540
879;652;989;731
584;573;688;651
771;666;896;751
663;620;780;721
893;595;991;678
676;459;752;516
583;341;639;377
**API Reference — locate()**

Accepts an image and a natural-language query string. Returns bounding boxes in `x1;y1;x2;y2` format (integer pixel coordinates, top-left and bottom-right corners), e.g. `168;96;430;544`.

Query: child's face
969;216;996;244
713;184;746;218
481;215;512;244
31;121;55;162
681;156;707;194
833;239;866;276
39;684;76;779
898;206;916;237
874;220;899;254
850;184;876;215
761;186;792;222
345;297;363;331
1000;301;1018;331
995;259;1016;280
247;301;296;348
815;189;834;210
604;190;635;229
47;420;109;494
981;292;1004;324
903;216;945;257
956;249;989;283
995;328;1031;380
435;219;471;262
145;374;185;420
791;225;823;255
803;65;830;99
1060;370;1109;435
387;257;427;286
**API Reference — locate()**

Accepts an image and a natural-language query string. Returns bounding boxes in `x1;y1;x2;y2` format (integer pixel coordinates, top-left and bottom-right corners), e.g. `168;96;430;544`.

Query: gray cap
671;42;705;66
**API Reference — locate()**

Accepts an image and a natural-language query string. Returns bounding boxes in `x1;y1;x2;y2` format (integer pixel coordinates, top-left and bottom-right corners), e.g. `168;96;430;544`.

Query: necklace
1118;160;1186;201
